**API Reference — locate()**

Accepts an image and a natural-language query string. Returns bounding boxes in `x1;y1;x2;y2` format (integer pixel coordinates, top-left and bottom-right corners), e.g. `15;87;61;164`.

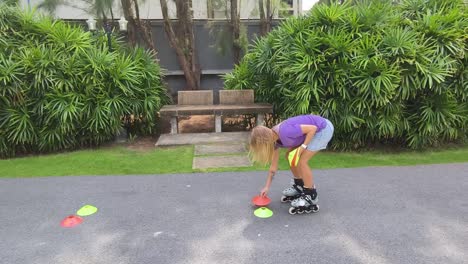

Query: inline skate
280;178;304;203
289;188;319;215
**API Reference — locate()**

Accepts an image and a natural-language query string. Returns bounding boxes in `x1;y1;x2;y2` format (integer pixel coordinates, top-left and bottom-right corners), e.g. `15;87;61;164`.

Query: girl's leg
289;149;320;214
280;148;304;202
297;150;319;188
290;162;301;179
285;148;301;179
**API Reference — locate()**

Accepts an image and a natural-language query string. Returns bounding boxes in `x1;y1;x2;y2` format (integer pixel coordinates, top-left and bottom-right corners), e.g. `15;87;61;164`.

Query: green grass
202;146;468;172
1;145;468;178
0;146;194;178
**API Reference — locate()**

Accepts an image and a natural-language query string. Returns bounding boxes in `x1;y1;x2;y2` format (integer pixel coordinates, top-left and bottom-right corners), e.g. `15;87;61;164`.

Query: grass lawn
0;146;195;178
1;145;468;178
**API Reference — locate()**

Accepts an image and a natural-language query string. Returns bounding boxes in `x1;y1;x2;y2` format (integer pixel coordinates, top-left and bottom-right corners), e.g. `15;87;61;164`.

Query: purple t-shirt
273;115;327;148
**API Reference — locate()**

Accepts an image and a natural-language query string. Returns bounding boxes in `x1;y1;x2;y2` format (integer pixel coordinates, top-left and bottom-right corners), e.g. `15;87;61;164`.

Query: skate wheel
288;207;297;215
280;195;288;203
312;204;319;213
297;208;304;214
305;205;319;214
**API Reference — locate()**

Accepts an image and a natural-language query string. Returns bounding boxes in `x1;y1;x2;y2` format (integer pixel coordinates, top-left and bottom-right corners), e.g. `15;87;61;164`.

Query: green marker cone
77;205;98;216
254;207;273;218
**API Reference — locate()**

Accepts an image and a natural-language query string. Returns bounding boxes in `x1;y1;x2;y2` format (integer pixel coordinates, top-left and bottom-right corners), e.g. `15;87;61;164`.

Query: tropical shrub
0;4;170;157
224;0;468;149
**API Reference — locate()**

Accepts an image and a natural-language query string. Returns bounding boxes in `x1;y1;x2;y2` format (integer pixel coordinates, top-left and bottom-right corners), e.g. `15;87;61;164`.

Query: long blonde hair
249;126;276;165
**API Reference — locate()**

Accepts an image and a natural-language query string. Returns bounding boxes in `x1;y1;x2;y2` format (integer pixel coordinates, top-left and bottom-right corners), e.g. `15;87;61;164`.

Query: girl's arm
299;125;318;151
260;148;280;197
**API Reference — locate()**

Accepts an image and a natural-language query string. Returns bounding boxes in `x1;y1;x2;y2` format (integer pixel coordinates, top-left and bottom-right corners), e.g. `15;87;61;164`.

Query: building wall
20;1;290;99
22;0;302;20
151;20;278;102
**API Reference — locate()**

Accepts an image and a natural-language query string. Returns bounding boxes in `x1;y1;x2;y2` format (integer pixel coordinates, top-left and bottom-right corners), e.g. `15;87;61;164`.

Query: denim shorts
307;119;334;151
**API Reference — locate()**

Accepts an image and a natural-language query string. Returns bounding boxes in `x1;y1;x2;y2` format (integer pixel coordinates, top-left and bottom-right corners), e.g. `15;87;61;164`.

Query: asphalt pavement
1;163;467;264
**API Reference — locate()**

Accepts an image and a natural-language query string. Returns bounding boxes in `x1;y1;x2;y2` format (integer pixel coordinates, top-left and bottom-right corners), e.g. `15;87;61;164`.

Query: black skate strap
293;185;302;193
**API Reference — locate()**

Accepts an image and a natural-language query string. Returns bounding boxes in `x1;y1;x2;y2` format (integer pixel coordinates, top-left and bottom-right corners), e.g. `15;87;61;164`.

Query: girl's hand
260;186;269;197
297;146;304;157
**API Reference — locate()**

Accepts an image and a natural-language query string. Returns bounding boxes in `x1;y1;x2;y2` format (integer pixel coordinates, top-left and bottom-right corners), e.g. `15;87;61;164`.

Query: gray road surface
1;163;467;264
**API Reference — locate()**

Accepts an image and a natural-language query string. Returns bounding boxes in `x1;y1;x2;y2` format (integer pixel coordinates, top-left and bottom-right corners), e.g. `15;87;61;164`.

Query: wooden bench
159;90;273;134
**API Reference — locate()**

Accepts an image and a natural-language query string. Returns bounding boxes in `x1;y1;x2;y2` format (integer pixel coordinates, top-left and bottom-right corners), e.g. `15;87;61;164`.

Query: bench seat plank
159;104;273;116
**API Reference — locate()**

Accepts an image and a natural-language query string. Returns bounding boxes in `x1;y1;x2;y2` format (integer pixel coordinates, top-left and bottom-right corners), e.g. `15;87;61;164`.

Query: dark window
279;0;295;18
208;0;229;19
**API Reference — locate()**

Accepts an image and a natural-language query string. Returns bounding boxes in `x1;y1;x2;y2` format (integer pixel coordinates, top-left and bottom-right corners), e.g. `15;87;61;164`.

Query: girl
249;114;334;214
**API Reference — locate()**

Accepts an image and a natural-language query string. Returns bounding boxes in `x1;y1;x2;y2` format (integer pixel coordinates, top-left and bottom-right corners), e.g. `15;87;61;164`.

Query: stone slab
194;144;247;155
156;132;250;146
219;90;254;104
178;90;213;105
192;155;252;169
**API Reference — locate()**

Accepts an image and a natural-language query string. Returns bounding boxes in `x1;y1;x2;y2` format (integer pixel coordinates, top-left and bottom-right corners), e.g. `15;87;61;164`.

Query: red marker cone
60;215;83;228
252;195;271;207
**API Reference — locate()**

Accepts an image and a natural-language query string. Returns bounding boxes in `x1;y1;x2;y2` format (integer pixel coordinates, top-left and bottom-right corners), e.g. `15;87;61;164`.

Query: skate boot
289;187;319;215
280;178;304;203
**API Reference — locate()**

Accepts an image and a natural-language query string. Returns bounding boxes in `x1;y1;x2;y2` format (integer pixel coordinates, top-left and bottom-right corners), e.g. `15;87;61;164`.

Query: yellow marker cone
254;207;273;218
288;147;301;167
77;205;98;216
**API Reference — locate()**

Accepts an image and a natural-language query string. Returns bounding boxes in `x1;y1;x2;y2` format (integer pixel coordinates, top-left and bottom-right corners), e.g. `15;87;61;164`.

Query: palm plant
0;0;18;5
0;4;169;157
224;0;468;149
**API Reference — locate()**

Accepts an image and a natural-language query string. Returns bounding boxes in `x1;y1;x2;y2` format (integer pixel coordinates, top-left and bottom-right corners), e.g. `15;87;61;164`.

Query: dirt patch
125;137;159;152
159;115;254;134
180;115;215;133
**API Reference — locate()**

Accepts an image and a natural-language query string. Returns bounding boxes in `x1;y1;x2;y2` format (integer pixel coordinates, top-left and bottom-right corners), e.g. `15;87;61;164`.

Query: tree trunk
160;0;200;90
230;0;241;64
259;0;272;36
132;0;157;52
184;0;201;89
119;0;156;51
259;0;267;35
120;0;136;46
266;0;272;33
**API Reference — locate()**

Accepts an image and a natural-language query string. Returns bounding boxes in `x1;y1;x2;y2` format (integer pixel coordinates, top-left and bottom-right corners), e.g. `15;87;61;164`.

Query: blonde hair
249;126;276;165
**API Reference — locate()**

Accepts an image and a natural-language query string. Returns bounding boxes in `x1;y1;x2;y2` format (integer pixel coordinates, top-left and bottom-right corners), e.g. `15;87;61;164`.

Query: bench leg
256;114;265;126
170;116;178;134
215;115;222;133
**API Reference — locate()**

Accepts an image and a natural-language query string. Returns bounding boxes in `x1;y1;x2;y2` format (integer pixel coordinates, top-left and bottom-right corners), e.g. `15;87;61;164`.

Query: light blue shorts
307;119;334;152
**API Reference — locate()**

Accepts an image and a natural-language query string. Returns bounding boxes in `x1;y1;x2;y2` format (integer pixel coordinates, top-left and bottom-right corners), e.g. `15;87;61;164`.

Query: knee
298;158;309;167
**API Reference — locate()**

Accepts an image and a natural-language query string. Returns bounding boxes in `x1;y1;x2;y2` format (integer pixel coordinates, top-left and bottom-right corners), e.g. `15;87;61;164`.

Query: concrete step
193;155;252;170
194;144;247;156
156;132;250;146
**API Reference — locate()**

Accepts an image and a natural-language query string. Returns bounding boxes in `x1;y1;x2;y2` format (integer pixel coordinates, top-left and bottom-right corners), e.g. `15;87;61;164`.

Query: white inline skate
289;188;319;215
280;178;304;203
